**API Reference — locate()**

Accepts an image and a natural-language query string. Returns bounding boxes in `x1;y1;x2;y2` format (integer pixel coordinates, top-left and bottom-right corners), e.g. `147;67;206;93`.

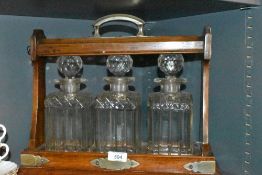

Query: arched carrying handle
93;14;145;37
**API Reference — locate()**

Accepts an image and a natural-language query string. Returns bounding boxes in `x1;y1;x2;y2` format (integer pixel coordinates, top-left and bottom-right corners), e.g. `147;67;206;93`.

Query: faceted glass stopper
158;54;184;76
106;55;133;76
57;56;83;78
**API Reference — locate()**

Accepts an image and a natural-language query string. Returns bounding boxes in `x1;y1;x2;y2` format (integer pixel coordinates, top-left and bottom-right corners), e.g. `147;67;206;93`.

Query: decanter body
148;54;193;155
44;56;94;151
94;55;141;153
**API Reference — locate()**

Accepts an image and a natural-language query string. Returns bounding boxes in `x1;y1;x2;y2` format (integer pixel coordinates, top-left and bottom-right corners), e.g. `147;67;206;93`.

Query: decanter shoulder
149;91;192;99
45;91;93;108
148;91;192;108
96;91;140;99
74;91;94;107
95;91;140;110
45;91;63;107
177;91;193;102
126;91;141;100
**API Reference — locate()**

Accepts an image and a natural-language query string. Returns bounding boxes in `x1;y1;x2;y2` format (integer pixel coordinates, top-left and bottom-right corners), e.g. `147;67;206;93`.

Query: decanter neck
110;81;128;92
104;77;134;92
58;78;84;94
162;82;180;93
155;76;187;93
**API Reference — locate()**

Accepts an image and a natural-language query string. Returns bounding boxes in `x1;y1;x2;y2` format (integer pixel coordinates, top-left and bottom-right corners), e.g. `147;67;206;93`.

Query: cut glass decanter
148;54;193;155
94;55;141;153
44;56;94;152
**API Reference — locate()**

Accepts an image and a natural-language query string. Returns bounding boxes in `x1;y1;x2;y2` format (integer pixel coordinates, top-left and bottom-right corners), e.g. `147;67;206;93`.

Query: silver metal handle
93;14;145;37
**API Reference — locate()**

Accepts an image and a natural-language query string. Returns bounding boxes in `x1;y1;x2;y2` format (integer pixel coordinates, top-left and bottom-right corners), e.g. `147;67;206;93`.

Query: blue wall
149;10;247;174
250;7;262;175
0;7;262;175
151;8;261;175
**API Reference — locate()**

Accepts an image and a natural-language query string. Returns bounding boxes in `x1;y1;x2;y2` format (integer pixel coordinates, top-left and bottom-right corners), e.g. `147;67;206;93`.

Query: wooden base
18;150;218;175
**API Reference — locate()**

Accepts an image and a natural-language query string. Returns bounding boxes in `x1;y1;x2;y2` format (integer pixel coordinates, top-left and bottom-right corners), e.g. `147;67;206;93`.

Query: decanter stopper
57;56;83;78
158;54;184;76
106;55;133;76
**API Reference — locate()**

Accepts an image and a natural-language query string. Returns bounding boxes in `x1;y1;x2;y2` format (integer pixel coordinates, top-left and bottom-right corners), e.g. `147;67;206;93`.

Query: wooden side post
29;30;46;149
202;26;212;155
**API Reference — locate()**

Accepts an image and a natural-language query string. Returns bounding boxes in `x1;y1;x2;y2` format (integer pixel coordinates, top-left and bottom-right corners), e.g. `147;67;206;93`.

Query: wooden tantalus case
18;14;218;175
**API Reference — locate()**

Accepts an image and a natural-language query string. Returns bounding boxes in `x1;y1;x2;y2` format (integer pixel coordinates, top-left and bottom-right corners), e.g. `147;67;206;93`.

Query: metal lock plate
184;161;216;174
21;154;49;167
90;158;139;171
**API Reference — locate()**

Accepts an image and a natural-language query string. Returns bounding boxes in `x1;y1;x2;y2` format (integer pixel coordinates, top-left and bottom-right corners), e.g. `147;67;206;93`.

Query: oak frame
20;27;215;175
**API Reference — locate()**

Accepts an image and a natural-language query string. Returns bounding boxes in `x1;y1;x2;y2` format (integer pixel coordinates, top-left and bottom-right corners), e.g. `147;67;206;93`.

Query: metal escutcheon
21;154;49;167
184;161;216;174
91;158;139;171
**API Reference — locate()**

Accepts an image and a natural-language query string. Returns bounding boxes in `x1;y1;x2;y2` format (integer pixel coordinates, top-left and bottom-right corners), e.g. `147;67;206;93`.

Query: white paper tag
108;151;127;162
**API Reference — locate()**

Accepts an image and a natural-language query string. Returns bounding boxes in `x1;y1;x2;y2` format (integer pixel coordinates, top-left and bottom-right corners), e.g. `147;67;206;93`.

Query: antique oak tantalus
18;14;217;175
